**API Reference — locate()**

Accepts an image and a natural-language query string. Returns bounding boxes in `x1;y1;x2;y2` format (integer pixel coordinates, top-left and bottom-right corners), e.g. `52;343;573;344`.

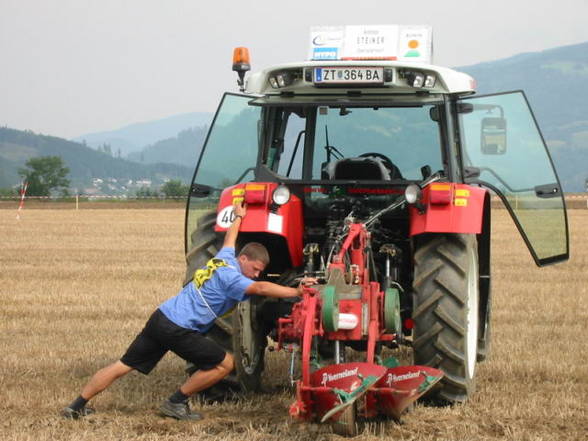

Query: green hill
127;126;208;166
0;127;192;192
73;112;212;156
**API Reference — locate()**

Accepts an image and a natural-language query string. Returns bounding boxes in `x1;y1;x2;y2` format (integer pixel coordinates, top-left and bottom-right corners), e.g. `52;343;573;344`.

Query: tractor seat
323;157;392;180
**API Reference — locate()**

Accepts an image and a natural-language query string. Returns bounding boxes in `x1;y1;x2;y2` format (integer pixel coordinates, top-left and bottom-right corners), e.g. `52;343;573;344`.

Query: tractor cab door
457;91;569;266
185;93;261;254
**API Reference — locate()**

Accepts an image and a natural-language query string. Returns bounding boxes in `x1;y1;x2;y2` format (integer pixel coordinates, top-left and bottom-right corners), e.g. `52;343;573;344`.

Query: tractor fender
409;183;487;236
214;182;304;267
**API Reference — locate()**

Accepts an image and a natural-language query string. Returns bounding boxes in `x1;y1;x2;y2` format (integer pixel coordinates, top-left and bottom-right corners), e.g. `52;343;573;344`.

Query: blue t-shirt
159;247;254;333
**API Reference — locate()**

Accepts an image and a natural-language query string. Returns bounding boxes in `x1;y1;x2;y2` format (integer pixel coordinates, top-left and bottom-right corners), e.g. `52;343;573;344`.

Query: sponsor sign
320;366;359;387
309;26;345;61
309;25;432;64
384;370;421;387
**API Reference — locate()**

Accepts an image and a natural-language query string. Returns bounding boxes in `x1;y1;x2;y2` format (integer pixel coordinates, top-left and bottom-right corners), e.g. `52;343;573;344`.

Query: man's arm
223;202;247;249
245;278;318;298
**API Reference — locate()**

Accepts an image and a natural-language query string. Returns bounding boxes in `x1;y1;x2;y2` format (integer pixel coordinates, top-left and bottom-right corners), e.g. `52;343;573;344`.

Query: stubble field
0;207;586;441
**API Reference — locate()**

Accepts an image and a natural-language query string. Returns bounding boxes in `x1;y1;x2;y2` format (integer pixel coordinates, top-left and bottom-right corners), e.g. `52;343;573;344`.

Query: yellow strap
193;258;229;289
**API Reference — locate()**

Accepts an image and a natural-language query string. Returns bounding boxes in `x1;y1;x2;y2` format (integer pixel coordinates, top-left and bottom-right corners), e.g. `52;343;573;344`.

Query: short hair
238;242;270;265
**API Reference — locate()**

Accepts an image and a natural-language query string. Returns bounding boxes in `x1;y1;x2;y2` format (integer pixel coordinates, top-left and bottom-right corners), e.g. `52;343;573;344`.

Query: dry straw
0;208;586;440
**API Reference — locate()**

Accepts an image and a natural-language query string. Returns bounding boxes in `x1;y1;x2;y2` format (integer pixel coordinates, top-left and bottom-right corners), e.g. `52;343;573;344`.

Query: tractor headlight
406;72;425;88
424;74;436;88
272;185;291;205
405;184;422;204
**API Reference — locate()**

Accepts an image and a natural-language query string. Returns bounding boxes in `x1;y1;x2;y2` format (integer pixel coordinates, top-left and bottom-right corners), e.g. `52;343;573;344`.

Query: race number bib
216;206;236;228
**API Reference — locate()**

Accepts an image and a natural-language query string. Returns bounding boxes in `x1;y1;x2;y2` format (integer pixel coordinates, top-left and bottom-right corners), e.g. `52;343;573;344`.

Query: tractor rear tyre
412;233;479;404
184;211;265;396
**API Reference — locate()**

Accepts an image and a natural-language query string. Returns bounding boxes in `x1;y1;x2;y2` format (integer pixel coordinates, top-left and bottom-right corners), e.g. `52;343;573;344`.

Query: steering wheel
358;152;403;179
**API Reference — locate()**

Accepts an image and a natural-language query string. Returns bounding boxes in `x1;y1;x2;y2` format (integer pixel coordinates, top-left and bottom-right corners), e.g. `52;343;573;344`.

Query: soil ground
0;207;586;440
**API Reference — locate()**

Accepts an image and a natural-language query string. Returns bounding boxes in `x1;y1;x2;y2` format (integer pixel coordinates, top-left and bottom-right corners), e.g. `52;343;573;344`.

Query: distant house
135;179;152;187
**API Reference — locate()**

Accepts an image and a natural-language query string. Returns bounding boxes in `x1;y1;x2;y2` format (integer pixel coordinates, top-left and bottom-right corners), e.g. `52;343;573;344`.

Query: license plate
314;67;384;84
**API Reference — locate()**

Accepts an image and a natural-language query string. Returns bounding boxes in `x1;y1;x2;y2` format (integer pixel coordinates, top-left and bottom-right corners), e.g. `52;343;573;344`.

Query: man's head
237;242;270;279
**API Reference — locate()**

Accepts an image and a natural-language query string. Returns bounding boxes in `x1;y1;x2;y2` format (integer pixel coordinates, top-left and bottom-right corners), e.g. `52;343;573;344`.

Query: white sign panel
342;25;399;60
397;26;433;64
309;25;433;64
308;26;345;61
267;213;283;234
216;205;235;229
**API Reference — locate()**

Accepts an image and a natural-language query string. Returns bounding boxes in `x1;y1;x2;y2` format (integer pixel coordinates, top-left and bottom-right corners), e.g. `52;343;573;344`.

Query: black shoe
159;399;203;421
61;406;96;419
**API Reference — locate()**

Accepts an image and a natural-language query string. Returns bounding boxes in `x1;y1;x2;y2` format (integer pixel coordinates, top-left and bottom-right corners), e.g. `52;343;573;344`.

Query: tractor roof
244;60;476;99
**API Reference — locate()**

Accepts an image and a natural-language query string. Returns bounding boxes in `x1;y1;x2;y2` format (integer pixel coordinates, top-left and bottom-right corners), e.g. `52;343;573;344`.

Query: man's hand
296;277;318;295
234;201;247;219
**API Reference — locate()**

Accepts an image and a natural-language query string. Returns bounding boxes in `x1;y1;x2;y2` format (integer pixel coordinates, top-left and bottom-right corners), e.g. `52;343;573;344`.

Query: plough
277;215;443;435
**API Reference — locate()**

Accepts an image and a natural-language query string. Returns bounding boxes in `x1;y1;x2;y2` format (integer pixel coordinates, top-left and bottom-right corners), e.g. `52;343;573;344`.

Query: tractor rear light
429;183;452;205
272;185;291;205
244;184;266;205
404;318;414;330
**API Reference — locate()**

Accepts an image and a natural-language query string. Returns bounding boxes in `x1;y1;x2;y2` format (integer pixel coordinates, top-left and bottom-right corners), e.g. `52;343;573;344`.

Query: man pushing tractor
62;202;316;420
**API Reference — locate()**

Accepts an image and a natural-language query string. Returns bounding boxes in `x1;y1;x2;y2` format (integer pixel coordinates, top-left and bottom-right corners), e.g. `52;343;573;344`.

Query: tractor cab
183;26;568;433
186;59;568;270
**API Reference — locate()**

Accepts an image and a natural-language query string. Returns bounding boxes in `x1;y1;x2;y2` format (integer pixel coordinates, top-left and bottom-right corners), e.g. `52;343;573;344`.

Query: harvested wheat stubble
0;209;586;441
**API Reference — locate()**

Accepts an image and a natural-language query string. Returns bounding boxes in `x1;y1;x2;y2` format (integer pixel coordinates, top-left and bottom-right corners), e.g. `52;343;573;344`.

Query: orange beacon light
232;47;251;91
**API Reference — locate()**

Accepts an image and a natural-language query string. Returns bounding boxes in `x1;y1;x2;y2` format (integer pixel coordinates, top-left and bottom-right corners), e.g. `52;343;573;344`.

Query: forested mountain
127;126;208;166
73;112;212;156
0;127;192;190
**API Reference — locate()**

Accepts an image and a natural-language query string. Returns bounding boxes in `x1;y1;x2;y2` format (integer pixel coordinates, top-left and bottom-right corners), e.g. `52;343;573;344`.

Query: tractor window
185;93;261;254
458;91;568;265
312;106;442;180
193;93;260;189
276;112;306;179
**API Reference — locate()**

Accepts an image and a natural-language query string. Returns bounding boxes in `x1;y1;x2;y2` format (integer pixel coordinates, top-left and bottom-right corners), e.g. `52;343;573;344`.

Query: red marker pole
16;181;28;220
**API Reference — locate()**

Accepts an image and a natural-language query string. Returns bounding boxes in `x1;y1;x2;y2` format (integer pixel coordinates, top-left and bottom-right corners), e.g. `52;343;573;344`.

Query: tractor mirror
481;117;507;155
191;183;212;197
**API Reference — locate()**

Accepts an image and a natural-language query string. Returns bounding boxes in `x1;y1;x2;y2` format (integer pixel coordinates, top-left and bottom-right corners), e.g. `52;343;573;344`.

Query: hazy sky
2;0;588;139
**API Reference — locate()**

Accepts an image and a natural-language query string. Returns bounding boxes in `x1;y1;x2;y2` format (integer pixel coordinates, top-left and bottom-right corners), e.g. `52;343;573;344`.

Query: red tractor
183;42;569;434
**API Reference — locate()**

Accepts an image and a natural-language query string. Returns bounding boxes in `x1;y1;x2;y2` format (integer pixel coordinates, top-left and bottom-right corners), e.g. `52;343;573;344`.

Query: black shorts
120;309;226;375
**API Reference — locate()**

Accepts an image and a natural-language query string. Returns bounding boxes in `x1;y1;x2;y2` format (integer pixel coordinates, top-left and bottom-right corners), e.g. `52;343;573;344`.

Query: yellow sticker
455;189;470;197
232;197;244;205
245;184;266;191
231;188;245;196
454;198;468;207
